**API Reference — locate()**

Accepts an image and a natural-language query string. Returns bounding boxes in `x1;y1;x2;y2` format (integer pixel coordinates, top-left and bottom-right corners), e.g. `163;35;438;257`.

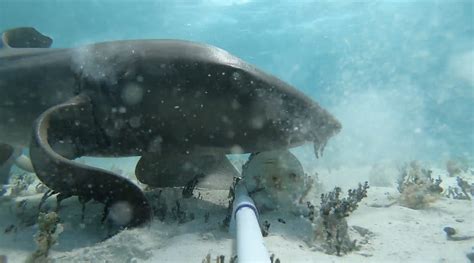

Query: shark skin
0;27;341;230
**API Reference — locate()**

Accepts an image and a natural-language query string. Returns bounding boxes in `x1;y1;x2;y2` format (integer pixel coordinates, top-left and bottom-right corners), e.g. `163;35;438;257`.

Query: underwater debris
261;220;271;237
270;254;281;263
311;182;369;256
202;254;224;263
397;161;443;209
26;212;63;263
171;200;194;224
144;189;168;221
4;224;16;234
204;211;210;223
182;173;203;198
202;254;279;263
222;177;240;228
306;201;316;222
202;254;238;263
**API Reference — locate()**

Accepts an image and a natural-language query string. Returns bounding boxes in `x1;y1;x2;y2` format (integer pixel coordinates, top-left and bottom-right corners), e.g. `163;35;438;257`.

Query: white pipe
230;183;270;263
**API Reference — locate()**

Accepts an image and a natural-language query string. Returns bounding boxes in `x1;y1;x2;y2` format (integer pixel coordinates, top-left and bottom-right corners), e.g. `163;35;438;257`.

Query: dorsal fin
1;27;52;48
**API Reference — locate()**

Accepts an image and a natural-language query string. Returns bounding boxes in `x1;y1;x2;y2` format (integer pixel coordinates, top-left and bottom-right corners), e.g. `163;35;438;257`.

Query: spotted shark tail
30;93;152;228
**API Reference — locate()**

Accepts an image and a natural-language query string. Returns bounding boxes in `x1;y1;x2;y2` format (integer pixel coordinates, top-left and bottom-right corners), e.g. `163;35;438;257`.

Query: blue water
1;0;473;165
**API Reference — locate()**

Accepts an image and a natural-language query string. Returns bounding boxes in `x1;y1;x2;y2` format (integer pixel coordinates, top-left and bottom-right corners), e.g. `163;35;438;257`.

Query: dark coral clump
445;177;472;200
320;182;369;219
312;182;369;256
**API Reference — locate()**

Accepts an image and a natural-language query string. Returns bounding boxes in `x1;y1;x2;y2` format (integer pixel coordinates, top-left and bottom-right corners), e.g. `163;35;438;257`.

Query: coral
26;212;63;263
456;177;472;200
311;182;369;256
397;161;443;209
445;177;472;200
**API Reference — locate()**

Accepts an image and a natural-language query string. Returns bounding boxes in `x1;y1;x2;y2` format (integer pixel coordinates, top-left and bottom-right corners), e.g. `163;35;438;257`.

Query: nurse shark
0;27;341;228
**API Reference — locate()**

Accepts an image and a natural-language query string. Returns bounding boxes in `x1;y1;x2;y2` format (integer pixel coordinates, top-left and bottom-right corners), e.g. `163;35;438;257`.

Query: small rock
444;227;456;237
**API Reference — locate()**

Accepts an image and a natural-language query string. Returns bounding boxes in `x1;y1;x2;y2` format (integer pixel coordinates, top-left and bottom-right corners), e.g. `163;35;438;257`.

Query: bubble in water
121;83;144;105
230;145;244;154
108;201;133;226
250;116;264;129
129;116;141;128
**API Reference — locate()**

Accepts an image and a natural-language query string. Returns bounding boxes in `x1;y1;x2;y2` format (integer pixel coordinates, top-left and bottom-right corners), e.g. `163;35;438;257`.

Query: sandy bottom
0;161;473;263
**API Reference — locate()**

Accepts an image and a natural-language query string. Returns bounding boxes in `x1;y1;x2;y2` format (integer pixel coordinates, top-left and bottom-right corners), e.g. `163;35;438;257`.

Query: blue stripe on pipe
234;203;258;218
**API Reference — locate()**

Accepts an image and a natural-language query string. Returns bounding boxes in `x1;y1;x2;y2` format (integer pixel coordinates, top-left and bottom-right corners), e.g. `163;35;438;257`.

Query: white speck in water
118;107;127;114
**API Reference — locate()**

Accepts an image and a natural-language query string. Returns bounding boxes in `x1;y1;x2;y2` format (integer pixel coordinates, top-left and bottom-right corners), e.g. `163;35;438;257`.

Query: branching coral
445;177;472;200
397;161;443;209
311;182;369;256
26;212;63;263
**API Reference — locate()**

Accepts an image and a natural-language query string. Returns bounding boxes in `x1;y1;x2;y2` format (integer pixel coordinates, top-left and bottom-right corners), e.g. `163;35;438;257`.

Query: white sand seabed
0;160;473;263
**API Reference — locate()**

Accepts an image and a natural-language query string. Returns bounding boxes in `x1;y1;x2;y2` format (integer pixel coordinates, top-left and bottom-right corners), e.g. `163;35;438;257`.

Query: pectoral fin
136;151;239;190
1;27;52;48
